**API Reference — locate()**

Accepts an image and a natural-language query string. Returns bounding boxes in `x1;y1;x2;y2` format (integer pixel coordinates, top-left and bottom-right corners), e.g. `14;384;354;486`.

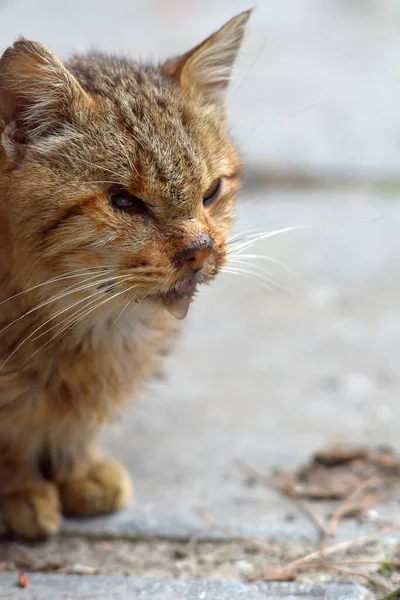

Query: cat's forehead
68;55;224;197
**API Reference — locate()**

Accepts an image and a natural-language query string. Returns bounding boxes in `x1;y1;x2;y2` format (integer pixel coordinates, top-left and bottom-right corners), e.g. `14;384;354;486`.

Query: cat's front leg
52;445;133;518
0;437;132;539
0;453;61;539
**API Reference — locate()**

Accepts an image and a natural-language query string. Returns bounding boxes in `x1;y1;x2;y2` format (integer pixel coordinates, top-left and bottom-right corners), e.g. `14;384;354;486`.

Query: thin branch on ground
248;524;400;582
327;477;386;537
320;476;389;550
193;507;278;555
235;458;330;539
326;565;390;594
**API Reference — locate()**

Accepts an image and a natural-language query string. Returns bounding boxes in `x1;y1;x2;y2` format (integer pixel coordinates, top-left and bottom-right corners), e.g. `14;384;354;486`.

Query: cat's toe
58;458;133;517
0;481;61;539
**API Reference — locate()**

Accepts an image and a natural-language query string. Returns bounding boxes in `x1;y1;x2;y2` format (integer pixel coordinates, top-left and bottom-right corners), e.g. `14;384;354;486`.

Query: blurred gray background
1;1;400;538
1;0;400;179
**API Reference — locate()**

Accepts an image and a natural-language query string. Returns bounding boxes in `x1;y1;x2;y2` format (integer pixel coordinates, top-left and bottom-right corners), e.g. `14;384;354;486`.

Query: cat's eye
110;186;148;215
203;178;222;206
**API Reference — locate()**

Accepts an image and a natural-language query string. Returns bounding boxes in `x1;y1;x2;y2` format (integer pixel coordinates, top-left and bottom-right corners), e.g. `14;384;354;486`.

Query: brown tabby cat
0;10;250;538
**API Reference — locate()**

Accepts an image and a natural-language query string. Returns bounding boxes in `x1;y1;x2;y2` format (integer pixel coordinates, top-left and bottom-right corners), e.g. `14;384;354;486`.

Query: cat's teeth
165;296;192;320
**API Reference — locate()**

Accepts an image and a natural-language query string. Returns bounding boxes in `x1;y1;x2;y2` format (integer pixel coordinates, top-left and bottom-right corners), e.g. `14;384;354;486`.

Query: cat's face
0;12;250;319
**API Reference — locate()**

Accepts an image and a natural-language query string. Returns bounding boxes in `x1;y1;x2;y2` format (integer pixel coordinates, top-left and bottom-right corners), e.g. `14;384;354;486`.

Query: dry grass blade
319;476;391;551
235;458;330;539
326;565;390;594
249;524;400;582
193;507;277;555
236;456;400;584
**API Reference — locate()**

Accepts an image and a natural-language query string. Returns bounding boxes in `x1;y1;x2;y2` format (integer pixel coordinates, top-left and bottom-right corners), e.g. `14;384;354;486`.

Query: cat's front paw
57;458;133;517
0;481;61;539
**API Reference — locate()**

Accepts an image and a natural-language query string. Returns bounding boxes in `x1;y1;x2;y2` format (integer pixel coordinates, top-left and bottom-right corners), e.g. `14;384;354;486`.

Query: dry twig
193;507;277;555
235;458;330;539
326;565;390;594
248;524;400;581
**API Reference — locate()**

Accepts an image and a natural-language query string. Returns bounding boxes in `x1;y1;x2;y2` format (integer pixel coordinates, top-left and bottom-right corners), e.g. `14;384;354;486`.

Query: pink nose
177;233;214;271
186;246;213;271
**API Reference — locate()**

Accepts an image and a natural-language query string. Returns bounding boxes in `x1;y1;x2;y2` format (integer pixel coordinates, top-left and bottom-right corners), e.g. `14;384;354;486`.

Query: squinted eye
110;186;148;215
203;178;222;206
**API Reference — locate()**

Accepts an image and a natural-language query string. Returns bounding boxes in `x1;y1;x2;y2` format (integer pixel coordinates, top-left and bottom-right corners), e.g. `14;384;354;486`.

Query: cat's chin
158;278;198;320
164;294;193;320
142;289;196;320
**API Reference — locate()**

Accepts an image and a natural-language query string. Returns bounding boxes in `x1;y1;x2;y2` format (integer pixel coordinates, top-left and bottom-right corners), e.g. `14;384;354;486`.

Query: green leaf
378;589;400;600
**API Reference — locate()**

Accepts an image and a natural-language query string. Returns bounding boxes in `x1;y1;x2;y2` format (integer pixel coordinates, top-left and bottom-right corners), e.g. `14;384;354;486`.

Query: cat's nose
178;233;214;271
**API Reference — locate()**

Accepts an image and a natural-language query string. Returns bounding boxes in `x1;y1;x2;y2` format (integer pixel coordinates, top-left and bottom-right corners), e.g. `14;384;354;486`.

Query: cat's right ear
162;10;251;105
0;38;92;143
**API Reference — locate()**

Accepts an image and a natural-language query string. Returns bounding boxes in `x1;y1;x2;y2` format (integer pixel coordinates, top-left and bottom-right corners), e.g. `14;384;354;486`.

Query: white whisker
54;152;125;181
229;254;296;276
20;285;135;366
4;275;136;369
222;265;291;295
228;224;314;255
0;266;110;308
0;272;120;336
227;229;260;244
221;266;277;294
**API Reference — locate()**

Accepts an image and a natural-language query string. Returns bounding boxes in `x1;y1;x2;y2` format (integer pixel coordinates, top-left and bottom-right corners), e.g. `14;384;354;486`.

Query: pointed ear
0;38;91;142
163;10;251;105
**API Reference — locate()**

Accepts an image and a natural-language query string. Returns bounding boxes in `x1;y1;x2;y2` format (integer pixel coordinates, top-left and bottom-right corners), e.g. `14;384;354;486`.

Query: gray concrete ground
1;0;400;178
0;573;375;599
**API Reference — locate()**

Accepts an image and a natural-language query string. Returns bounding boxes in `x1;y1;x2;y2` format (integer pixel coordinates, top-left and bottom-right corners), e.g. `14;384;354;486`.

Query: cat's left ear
0;38;92;143
163;10;251;105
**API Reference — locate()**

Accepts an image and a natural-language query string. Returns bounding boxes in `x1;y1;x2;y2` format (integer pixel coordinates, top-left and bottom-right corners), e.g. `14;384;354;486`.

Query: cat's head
0;11;250;320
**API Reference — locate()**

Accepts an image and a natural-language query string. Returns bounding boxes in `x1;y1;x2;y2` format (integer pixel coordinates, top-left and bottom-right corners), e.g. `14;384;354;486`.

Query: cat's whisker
229;35;268;102
119;141;140;178
108;281;160;333
221;266;278;294
233;264;292;295
107;295;137;333
30;291;107;344
0;272;121;336
228;264;294;294
227;228;260;244
30;273;150;346
228;224;314;253
21;284;137;367
3;274;137;368
0;268;152;342
229;254;296;276
2;288;110;369
85;180;122;186
29;283;127;344
53;152;127;182
39;278;151;353
222;264;291;295
222;270;280;295
32;273;139;339
228;259;282;281
0;266;111;307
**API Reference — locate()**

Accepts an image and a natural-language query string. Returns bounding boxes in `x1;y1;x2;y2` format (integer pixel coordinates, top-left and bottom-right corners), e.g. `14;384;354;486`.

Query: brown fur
0;11;250;538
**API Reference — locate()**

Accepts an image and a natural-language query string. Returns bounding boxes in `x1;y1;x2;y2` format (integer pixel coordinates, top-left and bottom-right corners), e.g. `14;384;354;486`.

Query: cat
0;10;250;539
